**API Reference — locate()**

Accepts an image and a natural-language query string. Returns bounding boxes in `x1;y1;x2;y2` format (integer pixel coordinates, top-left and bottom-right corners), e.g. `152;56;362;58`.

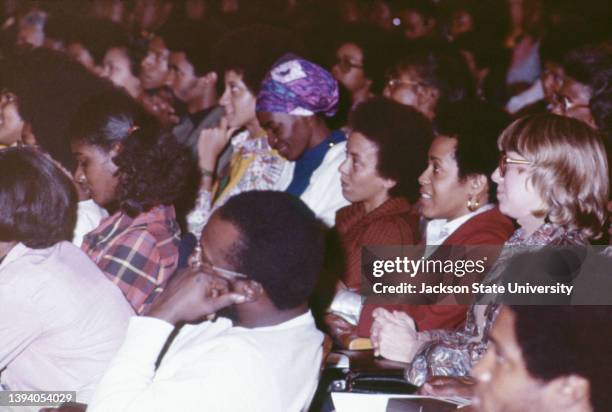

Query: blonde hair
498;114;609;239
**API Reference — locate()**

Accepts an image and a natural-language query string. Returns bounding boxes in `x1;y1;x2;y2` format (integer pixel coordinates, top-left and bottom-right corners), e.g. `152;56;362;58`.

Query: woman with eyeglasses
376;113;609;397
383;50;474;120
330;24;390;109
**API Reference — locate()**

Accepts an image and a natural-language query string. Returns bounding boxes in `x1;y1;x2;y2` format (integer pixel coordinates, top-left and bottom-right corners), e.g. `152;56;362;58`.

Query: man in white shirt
84;191;325;412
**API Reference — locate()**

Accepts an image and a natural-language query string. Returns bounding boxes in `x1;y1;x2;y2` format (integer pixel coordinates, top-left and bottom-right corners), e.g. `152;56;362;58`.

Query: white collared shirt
425;204;495;246
88;311;324;412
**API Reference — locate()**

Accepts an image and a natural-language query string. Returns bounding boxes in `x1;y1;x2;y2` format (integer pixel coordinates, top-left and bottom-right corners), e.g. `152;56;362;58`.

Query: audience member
186;24;293;237
256;54;349;226
0;147;133;402
325;97;431;345
383;49;474;119
164;22;226;155
472;305;612;412
70;90;193;313
86;191;325;412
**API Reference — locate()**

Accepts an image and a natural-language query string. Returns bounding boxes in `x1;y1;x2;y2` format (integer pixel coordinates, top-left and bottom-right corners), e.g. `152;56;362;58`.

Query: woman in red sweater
369;100;515;358
324;97;432;345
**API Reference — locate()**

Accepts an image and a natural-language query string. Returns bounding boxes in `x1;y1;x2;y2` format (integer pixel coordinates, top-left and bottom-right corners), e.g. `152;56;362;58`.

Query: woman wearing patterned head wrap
256;54;349;226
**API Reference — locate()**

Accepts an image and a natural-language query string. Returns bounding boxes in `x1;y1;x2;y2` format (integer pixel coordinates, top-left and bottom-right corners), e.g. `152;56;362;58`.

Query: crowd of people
0;0;610;411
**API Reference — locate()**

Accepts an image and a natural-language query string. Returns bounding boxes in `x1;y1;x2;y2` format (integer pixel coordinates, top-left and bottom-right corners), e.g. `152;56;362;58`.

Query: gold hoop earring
467;197;480;212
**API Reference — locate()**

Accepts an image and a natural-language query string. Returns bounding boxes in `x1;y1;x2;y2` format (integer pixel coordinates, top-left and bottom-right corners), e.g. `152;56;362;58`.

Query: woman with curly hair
70;90;192;314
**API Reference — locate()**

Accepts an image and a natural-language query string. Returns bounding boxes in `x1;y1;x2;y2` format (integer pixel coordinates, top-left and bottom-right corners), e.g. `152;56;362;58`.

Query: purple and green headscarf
256;54;339;117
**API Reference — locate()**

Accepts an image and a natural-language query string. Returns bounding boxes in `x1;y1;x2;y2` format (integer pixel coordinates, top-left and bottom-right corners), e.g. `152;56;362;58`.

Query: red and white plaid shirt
81;205;180;314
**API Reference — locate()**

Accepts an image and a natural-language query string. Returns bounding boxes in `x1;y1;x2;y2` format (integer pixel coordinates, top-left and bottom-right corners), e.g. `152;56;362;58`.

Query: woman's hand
418;375;476;398
197;116;236;173
370;308;422;363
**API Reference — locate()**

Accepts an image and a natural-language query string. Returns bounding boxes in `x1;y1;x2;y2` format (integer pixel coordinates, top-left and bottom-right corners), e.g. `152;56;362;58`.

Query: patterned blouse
187;130;287;238
81;204;181;314
406;223;587;386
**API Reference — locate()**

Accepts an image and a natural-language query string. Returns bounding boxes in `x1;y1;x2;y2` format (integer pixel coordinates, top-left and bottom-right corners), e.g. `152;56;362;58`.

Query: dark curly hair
0;147;77;248
212;24;299;95
0;48;115;171
390;49;475;115
331;23;395;95
349;97;433;202
69;90;194;217
510;304;612;412
216;191;325;310
164;21;227;76
433;99;510;200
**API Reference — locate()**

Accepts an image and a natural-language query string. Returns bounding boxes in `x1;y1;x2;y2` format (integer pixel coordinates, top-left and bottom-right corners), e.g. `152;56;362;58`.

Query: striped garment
81;204;180;314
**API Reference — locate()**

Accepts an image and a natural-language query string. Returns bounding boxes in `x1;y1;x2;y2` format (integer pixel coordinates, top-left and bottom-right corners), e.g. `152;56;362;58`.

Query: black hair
164;21;226;76
0;147;77;248
562;45;612;136
69;89;194;217
64;17;130;66
349;97;432;202
391;49;475;114
0;48;115;171
216;191;325;310
433;99;510;199
510;305;612;412
104;27;148;78
333;23;396;94
212;24;299;95
393;0;438;21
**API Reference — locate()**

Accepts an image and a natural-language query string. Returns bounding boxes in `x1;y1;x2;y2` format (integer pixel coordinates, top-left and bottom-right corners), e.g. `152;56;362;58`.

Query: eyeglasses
384;77;425;92
334;57;363;73
498;153;532;177
190;246;248;281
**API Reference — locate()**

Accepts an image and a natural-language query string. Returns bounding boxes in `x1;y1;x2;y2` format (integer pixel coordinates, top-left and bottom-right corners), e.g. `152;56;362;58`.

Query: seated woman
374;114;609;393
0;147;133;402
256;54;349;227
370;100;515;361
324;97;430;345
186;25;292;238
383;50;474;120
71;90;192;314
99;28;144;99
330;24;389;109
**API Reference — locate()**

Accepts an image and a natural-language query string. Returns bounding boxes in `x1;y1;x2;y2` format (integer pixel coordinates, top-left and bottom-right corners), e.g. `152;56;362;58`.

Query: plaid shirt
81;205;180;314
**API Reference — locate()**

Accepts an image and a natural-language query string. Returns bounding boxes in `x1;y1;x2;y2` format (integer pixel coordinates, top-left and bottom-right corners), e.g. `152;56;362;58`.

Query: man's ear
544;375;591;410
239;279;264;303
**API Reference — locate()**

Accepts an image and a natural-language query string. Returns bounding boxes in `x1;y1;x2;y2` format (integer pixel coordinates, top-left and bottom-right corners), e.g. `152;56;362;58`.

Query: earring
76;175;86;184
467;197;480;212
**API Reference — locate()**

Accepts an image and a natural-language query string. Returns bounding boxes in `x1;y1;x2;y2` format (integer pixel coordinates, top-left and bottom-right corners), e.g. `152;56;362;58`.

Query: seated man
86;191;325;412
471;305;612;412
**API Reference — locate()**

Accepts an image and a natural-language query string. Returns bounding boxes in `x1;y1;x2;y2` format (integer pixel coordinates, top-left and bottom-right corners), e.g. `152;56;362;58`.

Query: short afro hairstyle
0;147;77;248
70;89;195;217
216;191;325;310
164;21;227;76
433;99;510;199
212;24;300;95
349;97;433;202
510;305;612;412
